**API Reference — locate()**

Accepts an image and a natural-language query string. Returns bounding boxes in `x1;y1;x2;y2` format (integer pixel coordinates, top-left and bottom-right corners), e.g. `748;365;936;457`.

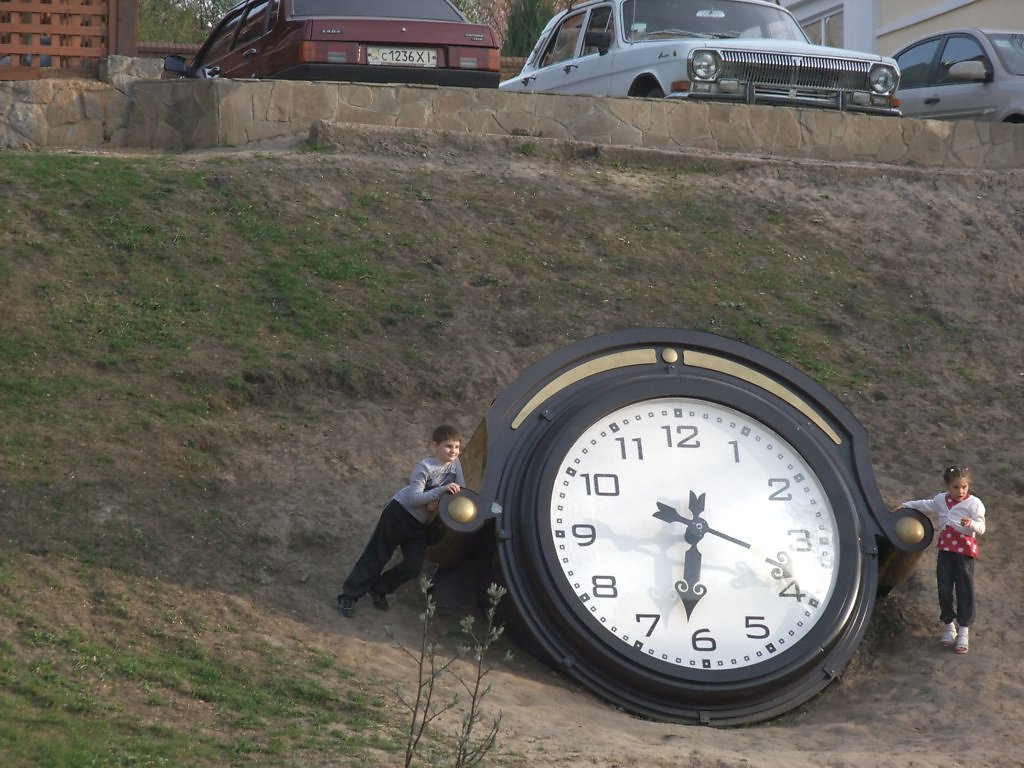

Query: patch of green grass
0;563;397;767
0;374;87;409
0;337;31;363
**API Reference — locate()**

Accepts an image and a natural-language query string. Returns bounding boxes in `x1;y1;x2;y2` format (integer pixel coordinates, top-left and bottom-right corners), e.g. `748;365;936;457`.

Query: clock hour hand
656;492;709;619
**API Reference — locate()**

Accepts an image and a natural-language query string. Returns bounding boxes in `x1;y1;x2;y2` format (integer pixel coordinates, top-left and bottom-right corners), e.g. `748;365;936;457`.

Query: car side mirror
584;30;612;55
947;60;991;83
163;55;188;74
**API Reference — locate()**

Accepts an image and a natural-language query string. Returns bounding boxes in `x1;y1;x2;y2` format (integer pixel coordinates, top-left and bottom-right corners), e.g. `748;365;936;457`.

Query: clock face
439;329;932;724
547;396;841;673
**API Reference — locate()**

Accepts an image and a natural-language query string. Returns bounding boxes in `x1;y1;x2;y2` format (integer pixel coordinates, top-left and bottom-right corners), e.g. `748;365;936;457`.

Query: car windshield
290;0;466;22
986;32;1024;75
621;0;807;42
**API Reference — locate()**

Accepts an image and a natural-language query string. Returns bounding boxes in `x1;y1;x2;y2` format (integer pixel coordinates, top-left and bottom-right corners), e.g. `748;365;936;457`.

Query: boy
338;424;464;618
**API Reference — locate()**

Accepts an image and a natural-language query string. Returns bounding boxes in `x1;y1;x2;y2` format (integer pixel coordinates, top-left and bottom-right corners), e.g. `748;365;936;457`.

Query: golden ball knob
448;496;477;525
895;516;926;545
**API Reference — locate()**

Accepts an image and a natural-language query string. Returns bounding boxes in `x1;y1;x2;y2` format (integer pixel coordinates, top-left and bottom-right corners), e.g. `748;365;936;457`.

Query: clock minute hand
702;522;794;578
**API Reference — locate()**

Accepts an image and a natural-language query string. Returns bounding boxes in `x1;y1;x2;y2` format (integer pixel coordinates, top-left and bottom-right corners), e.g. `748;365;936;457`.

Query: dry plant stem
452;583;507;768
396;576;457;768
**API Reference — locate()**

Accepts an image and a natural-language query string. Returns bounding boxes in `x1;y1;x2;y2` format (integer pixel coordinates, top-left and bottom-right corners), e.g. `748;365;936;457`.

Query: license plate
367;47;437;67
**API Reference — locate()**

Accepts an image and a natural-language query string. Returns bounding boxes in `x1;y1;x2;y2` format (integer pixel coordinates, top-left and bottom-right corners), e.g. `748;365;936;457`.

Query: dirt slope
233;135;1024;767
4;130;1024;767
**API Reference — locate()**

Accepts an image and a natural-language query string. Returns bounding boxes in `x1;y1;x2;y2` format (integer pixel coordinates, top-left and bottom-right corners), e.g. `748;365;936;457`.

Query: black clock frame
437;328;932;725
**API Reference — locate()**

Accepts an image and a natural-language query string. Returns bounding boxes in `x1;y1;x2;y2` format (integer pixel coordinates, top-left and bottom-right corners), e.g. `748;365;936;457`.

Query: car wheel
644;85;665;98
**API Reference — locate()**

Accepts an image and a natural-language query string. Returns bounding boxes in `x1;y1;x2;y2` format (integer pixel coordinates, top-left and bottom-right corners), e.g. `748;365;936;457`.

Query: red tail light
298;41;360;64
448;46;500;73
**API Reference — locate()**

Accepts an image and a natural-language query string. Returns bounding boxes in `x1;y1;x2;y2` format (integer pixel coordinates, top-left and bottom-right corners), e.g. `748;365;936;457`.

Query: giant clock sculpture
437;328;931;725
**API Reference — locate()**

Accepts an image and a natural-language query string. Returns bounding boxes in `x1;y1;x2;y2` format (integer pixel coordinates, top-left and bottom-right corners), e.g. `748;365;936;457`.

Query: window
936;35;986;85
236;0;272;48
541;11;586;68
291;0;465;22
988;32;1024;76
202;6;247;62
581;6;613;57
621;0;806;43
896;38;941;89
802;11;843;48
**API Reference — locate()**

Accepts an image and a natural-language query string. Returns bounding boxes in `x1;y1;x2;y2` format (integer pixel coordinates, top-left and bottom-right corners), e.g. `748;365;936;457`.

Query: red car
164;0;501;88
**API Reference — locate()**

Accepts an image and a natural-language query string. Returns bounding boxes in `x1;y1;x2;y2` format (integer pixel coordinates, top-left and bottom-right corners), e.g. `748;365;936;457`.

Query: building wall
781;0;1021;57
875;0;1020;55
782;0;874;52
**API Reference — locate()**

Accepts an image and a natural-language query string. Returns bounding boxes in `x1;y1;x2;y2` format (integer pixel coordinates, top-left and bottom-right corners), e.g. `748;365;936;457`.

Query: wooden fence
0;0;136;80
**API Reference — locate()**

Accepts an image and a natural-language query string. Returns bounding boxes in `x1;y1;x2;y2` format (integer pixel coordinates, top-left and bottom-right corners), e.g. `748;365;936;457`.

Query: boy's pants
342;499;427;599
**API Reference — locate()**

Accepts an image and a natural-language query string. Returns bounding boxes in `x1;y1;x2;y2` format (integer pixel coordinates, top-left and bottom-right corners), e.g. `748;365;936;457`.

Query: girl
900;465;986;654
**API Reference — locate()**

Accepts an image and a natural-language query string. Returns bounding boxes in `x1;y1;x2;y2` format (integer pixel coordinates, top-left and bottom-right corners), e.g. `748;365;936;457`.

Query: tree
452;0;501;27
503;0;557;56
138;0;237;44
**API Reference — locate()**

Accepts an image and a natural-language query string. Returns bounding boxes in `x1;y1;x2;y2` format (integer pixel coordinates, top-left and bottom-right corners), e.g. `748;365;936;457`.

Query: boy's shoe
941;622;957;647
955;627;969;654
338;595;356;618
370;589;389;611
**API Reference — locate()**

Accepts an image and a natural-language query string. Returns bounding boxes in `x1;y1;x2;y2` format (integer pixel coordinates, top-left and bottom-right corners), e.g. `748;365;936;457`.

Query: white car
500;0;901;116
892;29;1024;123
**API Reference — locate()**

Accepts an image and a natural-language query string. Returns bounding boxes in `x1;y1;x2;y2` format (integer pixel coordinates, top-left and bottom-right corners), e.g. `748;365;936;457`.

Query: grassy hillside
1;137;1021;766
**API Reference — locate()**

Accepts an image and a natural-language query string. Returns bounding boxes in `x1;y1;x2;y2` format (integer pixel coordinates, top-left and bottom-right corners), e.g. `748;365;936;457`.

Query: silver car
893;29;1024;122
500;0;901;116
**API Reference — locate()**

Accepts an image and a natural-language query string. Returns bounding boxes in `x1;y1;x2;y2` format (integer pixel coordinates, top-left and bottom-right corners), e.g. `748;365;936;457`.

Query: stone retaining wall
3;65;1023;170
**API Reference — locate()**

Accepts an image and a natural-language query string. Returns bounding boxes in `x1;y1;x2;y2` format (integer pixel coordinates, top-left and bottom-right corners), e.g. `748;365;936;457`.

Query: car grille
719;50;873;104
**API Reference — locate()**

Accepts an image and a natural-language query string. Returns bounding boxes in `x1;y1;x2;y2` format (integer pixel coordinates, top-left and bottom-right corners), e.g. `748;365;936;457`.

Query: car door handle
563;64;578;74
923;96;940;105
242;47;258;59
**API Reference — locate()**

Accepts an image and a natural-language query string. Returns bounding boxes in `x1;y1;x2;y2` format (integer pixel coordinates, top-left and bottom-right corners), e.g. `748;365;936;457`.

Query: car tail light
448;46;500;73
298;41;359;65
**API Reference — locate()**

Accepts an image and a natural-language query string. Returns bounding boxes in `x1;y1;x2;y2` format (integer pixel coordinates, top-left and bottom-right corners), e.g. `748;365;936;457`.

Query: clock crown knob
894;515;926;545
447;495;477;525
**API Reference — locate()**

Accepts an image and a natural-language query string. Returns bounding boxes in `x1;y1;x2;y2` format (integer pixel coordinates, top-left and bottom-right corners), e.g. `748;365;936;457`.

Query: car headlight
868;64;898;95
690;50;721;81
